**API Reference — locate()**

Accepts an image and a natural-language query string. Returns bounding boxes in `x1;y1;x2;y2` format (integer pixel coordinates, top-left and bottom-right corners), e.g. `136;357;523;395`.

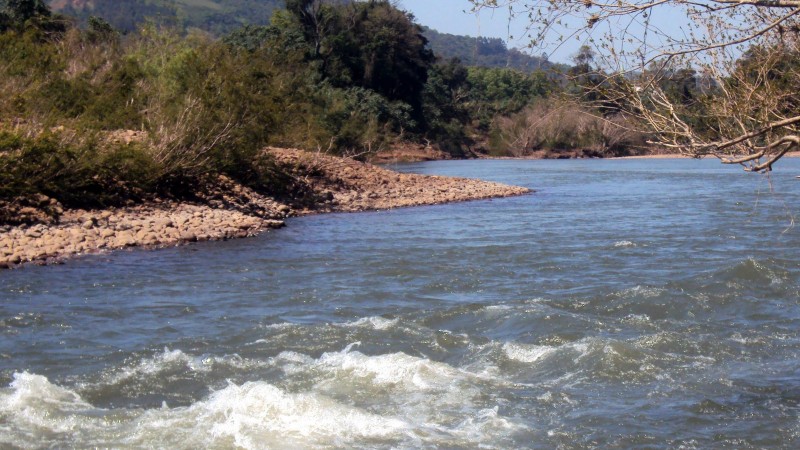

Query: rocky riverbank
0;148;530;268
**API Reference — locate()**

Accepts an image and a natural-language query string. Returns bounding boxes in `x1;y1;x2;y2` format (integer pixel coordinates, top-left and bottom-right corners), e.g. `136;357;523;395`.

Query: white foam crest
246;347;530;447
1;373;407;449
614;240;638;248
729;333;767;345
2;360;529;448
622;314;651;324
99;348;268;387
314;348;467;390
260;322;297;331
445;406;528;445
0;373;115;447
339;316;400;331
102;348;190;386
485;304;514;311
502;342;555;363
126;381;409;448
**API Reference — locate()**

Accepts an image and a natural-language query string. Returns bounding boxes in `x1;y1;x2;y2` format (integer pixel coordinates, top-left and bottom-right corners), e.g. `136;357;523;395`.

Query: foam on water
96;348;265;388
338;316;400;331
720;258;791;287
2;345;529;448
270;344;528;445
0;372;122;448
0;372;407;449
131;380;408;448
502;342;555;363
276;343;508;392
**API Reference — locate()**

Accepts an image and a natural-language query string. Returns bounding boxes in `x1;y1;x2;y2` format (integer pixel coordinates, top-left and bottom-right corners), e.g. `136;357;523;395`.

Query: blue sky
397;0;693;66
397;0;581;63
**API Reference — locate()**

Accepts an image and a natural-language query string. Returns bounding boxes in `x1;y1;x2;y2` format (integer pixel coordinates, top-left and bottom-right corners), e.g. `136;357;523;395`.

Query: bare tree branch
470;0;800;172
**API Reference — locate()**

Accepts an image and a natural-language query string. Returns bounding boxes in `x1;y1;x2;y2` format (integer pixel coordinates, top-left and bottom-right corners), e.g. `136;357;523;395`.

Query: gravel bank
1;148;530;268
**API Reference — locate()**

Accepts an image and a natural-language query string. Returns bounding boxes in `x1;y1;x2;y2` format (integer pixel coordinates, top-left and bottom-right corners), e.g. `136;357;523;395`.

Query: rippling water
2;159;800;448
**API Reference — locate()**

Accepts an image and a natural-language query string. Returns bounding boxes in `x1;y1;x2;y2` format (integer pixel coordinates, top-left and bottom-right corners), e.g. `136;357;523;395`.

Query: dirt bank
0;147;530;268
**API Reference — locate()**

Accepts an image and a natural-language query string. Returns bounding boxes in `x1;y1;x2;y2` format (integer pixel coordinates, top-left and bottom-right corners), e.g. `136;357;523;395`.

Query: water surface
2;158;800;448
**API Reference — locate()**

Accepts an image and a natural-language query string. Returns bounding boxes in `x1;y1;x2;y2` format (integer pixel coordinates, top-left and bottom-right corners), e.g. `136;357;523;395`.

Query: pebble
0;149;528;268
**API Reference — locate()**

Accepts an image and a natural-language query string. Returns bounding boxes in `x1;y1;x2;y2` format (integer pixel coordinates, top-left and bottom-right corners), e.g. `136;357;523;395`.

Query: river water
2;159;800;448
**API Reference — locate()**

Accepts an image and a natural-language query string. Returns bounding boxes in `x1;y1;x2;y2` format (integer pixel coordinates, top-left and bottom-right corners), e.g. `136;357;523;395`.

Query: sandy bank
1;148;530;268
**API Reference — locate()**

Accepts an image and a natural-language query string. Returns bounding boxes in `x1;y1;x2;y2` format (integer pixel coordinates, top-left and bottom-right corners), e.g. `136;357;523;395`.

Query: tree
284;0;434;122
285;0;334;59
86;16;118;44
468;0;800;171
4;0;50;22
0;0;50;31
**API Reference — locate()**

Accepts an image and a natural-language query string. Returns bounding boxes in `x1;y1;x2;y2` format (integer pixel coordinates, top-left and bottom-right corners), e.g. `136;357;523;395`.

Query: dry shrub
489;98;648;157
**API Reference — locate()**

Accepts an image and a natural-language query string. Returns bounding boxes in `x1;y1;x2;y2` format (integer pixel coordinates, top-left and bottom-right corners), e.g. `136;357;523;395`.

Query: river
2;158;800;448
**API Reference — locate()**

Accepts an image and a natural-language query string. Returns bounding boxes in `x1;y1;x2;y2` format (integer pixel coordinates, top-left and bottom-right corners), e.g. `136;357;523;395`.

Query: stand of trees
0;0;687;216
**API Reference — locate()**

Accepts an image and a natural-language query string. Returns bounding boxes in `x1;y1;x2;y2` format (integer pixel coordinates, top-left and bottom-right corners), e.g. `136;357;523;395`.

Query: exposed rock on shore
268;148;528;213
0;203;286;268
1;148;530;268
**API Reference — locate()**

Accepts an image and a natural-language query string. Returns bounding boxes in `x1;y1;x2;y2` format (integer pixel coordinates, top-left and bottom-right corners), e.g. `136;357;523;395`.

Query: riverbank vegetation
0;0;633;223
468;0;800;172
4;0;745;224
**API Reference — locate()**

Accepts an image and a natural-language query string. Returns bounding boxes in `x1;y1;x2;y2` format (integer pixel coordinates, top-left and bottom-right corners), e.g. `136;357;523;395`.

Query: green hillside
49;0;282;34
49;1;555;73
422;27;557;73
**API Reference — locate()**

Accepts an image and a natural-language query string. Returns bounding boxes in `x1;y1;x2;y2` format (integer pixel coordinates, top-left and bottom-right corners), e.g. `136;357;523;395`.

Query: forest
1;0;709;219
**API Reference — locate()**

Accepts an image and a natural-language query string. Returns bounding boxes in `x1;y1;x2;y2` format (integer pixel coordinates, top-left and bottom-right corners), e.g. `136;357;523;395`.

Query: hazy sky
397;0;580;63
397;0;693;65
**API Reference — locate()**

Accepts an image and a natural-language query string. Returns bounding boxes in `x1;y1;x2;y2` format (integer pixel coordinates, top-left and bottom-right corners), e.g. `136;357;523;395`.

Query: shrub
488;98;648;157
0;129;162;208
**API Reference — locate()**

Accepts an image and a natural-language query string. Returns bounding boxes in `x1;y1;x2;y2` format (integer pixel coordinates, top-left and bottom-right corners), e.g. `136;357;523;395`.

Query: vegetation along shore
9;0;777;267
0;0;626;269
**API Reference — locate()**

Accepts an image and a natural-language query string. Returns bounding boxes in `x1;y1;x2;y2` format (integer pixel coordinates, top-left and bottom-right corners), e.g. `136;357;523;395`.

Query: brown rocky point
0;148;530;268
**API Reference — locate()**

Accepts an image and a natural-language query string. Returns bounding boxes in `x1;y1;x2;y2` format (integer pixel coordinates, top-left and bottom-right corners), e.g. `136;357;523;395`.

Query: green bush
0;130;164;207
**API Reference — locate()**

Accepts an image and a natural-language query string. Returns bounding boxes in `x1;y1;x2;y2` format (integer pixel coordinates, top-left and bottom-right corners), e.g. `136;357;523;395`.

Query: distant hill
48;0;282;34
48;1;559;73
422;27;553;72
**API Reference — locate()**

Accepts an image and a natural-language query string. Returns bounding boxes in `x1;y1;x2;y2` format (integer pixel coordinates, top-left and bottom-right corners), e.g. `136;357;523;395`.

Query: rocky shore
1;148;530;268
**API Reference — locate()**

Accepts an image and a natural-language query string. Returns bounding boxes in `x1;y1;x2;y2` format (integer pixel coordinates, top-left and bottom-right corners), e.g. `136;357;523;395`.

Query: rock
19;207;39;216
115;231;136;247
135;229;151;241
82;220;95;230
180;233;197;242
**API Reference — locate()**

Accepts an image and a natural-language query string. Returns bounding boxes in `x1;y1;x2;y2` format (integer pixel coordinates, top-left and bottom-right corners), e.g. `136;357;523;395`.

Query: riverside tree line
1;0;783;220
